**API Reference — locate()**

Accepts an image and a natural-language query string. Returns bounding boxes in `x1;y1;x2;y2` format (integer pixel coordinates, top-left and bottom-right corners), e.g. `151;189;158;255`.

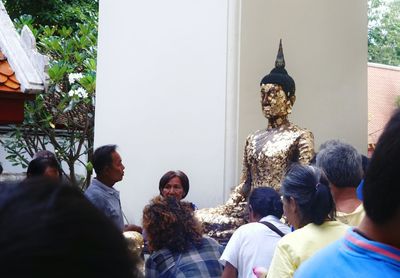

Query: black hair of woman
281;163;335;228
159;170;189;199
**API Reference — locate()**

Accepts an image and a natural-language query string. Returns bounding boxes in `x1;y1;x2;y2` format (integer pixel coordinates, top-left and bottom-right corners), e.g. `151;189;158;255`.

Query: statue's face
260;83;293;119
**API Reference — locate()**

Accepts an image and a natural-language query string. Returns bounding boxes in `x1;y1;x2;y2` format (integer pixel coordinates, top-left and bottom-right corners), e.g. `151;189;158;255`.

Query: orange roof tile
0;50;21;93
368;63;400;145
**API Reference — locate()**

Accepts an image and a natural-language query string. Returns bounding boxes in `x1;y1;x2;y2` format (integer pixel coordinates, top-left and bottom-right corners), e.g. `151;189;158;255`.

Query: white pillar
96;0;233;224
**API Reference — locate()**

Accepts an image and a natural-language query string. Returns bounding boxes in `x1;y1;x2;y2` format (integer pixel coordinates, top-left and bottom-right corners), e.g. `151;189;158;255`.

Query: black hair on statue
260;40;296;97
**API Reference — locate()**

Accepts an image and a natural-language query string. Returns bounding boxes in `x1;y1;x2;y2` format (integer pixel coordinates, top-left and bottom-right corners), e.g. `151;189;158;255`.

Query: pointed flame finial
260;39;295;96
275;39;285;69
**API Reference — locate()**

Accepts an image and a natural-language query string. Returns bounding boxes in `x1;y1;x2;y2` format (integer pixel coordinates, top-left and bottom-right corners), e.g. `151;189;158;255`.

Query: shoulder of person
202;236;221;246
202;236;224;253
146;248;176;275
149;248;175;266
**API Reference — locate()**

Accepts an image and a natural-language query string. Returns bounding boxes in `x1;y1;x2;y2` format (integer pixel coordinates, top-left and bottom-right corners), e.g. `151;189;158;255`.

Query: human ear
289;95;296;106
289;197;297;213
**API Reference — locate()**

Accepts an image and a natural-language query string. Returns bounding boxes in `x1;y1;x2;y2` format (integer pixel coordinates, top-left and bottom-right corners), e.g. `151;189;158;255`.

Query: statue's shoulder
290;124;314;138
246;129;267;140
245;124;314;142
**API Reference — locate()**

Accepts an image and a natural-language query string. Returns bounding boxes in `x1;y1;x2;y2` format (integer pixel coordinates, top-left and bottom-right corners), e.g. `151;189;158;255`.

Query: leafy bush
0;3;98;189
3;0;98;28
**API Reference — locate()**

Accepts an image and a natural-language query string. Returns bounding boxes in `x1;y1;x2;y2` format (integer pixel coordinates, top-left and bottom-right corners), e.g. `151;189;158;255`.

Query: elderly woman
143;196;223;277
158;170;189;201
267;164;348;278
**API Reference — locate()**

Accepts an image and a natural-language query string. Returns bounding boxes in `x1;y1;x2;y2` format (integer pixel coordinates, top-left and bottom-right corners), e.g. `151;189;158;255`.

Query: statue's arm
226;136;252;205
297;130;315;164
239;136;251;184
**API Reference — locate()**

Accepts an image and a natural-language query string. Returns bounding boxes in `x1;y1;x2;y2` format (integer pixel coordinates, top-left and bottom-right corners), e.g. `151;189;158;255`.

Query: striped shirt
295;228;400;277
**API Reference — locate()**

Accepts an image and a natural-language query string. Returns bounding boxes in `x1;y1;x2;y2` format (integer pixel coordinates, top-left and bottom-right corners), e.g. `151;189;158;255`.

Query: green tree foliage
0;3;98;189
368;0;400;66
3;0;98;27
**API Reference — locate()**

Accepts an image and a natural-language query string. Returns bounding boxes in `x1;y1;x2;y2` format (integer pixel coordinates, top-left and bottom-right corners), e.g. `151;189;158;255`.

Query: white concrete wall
95;0;368;224
95;0;231;224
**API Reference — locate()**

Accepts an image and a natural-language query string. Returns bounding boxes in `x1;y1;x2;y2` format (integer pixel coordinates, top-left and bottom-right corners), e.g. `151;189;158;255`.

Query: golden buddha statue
196;40;314;243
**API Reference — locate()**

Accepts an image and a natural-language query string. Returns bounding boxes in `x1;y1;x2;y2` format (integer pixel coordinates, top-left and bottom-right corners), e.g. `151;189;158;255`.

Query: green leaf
48;63;68;82
86;161;93;173
79;74;96;93
59;26;73;37
84;58;97;72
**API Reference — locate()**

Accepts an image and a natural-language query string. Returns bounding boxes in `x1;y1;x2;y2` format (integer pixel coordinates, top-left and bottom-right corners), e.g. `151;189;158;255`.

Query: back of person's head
363;109;400;225
142;196;202;253
308;140;341;166
318;139;341;151
158;170;190;198
361;154;370;178
316;141;363;188
92;144;117;176
33;150;56;159
26;156;61;179
248;187;283;219
282;164;334;225
0;179;138;278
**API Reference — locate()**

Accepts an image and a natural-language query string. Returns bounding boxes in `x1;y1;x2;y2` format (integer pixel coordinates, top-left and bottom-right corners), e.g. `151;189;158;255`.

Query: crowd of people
0;108;399;277
0;116;399;278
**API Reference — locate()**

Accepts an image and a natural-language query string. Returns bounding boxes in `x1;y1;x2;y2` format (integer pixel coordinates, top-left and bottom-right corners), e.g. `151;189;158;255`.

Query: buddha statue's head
260;40;296;121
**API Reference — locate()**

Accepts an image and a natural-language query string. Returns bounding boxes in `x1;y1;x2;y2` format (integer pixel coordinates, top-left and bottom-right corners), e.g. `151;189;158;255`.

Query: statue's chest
246;129;301;164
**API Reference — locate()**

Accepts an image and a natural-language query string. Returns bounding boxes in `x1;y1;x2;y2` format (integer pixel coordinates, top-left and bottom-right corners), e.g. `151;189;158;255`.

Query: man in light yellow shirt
335;203;365;226
316;141;365;226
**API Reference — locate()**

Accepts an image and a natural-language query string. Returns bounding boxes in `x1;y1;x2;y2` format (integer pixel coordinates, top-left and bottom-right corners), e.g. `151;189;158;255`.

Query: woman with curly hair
143;196;223;277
